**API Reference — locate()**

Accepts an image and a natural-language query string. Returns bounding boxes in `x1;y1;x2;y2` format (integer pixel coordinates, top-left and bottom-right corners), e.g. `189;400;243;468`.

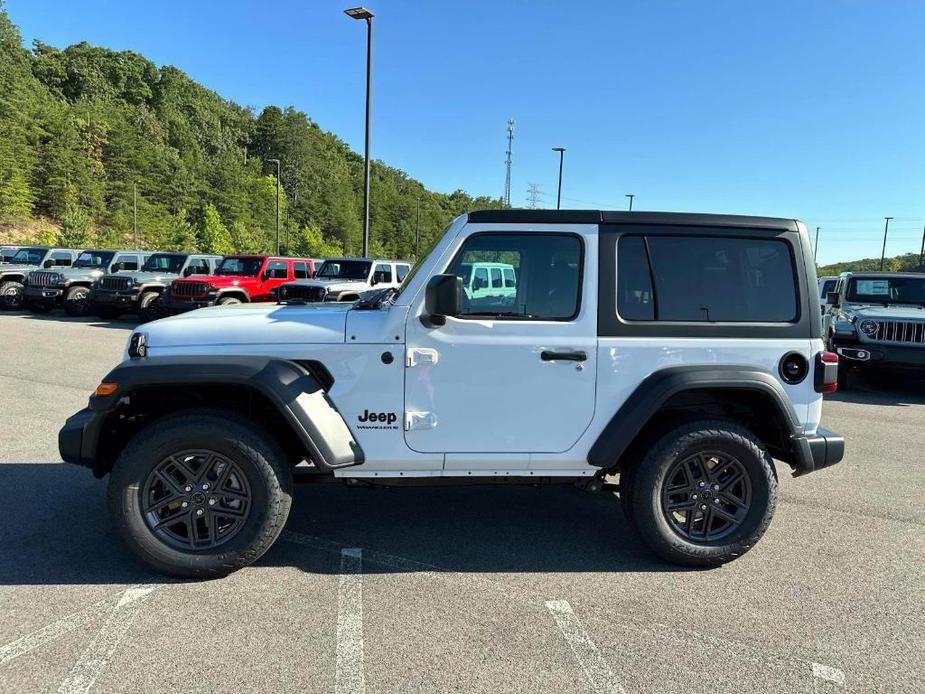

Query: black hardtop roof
842;271;925;279
466;209;800;231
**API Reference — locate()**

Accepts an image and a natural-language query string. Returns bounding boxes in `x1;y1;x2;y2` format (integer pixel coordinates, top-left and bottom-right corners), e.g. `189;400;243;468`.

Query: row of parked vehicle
0;245;413;322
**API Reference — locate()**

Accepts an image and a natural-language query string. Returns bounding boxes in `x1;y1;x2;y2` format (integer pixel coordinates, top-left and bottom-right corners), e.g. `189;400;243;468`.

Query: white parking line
545;600;625;694
56;586;157;694
335;548;365;694
0;598;113;666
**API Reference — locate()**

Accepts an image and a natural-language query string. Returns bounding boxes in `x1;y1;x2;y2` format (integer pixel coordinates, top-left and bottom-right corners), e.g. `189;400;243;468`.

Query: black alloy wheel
660;451;752;542
141;450;252;551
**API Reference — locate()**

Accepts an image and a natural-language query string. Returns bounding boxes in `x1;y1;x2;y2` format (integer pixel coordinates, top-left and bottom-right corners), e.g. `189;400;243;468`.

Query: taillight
815;351;839;393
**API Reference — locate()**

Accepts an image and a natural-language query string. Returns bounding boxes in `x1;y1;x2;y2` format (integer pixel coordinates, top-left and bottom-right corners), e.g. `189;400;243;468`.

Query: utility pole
503;118;515;207
625;194;635;212
269;158;281;255
415;194;422;259
552;147;565;210
345;7;374;257
919;223;925;269
880;216;893;271
132;181;138;248
814;226;820;261
526;183;542;209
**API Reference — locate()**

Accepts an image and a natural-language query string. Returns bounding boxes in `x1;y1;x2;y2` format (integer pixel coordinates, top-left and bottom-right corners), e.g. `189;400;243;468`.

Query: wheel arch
588;366;806;476
216;288;250;302
82;356;362;477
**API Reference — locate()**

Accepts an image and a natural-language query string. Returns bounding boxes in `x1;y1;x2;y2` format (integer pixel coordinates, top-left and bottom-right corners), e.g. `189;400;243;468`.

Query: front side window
116;255;139;270
266;261;288;279
374;263;392;283
445;233;582;320
396;264;410;282
186;258;211;275
820;279;836;298
143;254;187;274
74;251;115;268
294;262;309;279
617;235;797;322
50;251;74;266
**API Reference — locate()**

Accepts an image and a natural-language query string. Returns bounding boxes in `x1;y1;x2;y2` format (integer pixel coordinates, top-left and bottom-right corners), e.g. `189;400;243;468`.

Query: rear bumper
791;427;845;477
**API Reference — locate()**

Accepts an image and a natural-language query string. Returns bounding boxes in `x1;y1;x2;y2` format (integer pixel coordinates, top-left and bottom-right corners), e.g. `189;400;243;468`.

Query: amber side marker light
95;383;118;397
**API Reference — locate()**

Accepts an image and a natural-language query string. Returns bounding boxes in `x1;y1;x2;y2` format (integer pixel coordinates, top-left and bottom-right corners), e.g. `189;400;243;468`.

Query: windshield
74;251;115;268
317;260;371;280
216;257;262;276
846;277;925;305
142;253;186;274
394;226;448;299
9;247;46;265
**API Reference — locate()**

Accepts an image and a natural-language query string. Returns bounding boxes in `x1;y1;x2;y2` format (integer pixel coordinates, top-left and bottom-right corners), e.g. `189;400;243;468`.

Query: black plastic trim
797;427;845;476
587;365;804;468
466;209;801;230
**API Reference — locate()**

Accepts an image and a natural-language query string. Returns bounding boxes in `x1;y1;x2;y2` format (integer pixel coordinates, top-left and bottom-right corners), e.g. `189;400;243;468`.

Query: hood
57;265;107;280
140;302;352;354
296;278;366;292
846;304;925;321
103;269;180;285
0;263;40;275
175;274;251;288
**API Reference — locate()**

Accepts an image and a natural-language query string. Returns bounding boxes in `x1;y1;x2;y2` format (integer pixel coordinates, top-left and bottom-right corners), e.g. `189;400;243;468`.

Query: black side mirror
111;262;123;272
423;274;462;327
262;270;272;280
43;259;54;268
826;292;839;307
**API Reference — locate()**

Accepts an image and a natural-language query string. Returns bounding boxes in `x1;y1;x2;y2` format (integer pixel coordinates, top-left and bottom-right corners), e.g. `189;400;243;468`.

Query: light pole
268;158;281;255
133;181;138;247
415;194;422;259
814;226;820;260
552;147;565;210
880;216;893;271
625;194;634;212
345;6;374;256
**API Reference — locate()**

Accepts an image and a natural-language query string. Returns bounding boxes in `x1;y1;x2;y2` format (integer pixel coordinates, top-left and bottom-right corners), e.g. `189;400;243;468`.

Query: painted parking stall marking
545;600;626;694
335;548;365;694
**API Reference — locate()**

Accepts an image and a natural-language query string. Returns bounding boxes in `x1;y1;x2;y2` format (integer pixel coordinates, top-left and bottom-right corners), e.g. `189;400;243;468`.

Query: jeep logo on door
357;409;398;430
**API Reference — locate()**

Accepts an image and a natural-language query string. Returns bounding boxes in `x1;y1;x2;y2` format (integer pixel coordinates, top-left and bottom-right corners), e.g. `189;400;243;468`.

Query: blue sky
7;0;925;264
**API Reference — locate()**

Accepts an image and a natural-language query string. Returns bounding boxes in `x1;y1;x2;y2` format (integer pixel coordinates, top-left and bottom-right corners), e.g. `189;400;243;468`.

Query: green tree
59;201;92;247
199;203;233;254
0;168;33;217
290;222;344;258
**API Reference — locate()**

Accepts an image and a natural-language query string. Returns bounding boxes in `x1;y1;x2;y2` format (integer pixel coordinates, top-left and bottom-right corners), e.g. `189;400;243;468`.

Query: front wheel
107;409;293;578
0;281;25;310
64;285;92;316
217;296;242;306
137;290;163;322
628;419;777;567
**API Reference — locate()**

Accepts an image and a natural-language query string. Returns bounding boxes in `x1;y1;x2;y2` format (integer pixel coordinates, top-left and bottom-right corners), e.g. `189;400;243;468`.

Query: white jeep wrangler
60;210;844;578
277;257;412;303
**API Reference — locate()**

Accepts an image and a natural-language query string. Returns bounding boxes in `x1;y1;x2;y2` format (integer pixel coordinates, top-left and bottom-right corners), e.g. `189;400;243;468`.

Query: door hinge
405;411;438;431
406;347;439;367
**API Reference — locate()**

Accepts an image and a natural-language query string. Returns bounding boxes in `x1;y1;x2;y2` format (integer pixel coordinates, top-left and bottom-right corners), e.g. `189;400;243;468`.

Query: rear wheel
64;285;92;316
108;409;293;578
628;419;777;567
0;281;25;310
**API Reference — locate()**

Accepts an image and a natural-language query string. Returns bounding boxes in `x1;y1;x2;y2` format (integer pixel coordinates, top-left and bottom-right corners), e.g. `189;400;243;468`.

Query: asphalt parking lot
0;311;922;693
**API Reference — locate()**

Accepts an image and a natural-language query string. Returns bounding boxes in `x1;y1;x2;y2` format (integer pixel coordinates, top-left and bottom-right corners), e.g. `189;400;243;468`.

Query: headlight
858;319;878;337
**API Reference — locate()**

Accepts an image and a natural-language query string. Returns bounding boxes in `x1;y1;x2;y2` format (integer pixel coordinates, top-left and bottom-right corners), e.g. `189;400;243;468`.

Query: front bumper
23;286;64;303
59;406;107;474
791;427;845;477
832;338;925;370
163;295;215;314
91;288;140;307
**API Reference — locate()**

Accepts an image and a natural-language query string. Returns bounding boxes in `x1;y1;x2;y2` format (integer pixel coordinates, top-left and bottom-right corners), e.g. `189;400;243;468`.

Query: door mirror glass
424;274;462;326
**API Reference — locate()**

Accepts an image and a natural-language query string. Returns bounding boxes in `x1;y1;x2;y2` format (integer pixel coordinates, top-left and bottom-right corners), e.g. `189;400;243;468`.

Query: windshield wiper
354;287;397;310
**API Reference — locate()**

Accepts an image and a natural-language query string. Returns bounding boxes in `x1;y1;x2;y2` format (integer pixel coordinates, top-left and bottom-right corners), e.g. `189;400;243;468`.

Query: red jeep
163;255;317;314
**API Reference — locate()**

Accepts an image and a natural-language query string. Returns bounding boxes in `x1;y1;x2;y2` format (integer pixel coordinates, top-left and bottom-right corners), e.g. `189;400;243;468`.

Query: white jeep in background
277;257;412;303
60;209;844;578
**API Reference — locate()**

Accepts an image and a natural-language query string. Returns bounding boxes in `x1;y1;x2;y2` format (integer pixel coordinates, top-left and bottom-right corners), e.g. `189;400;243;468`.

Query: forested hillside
818;252;925;276
0;4;502;258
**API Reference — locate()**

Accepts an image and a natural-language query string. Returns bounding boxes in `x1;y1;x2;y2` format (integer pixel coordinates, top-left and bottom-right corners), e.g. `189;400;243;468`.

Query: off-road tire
0;280;25;310
629;419;777;567
108;409;293;579
137;290;162;323
64;285;92;317
217;296;243;306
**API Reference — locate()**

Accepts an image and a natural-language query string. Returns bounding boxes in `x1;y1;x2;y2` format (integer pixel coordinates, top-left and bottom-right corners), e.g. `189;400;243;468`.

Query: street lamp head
344;6;374;20
552;147;565;153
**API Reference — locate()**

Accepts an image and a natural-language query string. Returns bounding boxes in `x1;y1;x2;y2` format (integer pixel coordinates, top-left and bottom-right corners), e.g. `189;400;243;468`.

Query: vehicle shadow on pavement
0;464;677;585
826;373;925;407
7;310;139;330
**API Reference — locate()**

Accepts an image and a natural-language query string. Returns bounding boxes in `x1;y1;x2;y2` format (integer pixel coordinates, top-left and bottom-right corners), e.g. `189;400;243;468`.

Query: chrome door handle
541;350;587;362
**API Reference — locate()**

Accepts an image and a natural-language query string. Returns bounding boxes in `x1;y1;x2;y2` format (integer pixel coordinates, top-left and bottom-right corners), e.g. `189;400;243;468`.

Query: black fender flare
74;356;363;473
215;288;250;302
587;365;804;469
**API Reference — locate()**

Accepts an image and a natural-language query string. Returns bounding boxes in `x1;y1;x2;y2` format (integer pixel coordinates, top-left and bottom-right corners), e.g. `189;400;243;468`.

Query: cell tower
526;182;543;209
503;118;515;207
